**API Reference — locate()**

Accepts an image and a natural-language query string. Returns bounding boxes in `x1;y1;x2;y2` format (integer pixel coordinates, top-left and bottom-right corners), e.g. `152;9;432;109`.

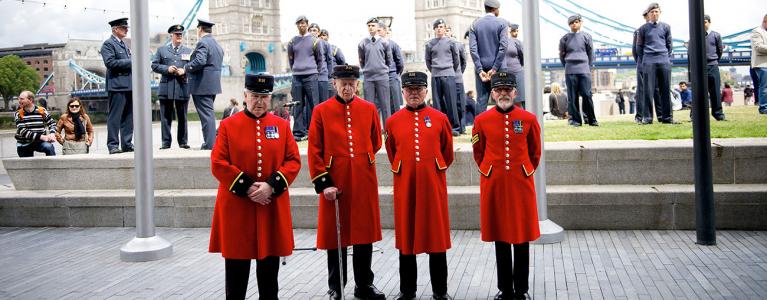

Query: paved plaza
1;228;766;299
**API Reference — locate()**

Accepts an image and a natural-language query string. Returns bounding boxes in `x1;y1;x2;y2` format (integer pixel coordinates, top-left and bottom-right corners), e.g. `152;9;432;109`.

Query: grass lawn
451;105;767;143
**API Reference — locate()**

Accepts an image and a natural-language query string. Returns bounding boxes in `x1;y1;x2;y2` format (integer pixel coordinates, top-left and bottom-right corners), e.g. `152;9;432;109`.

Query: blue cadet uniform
426;19;461;135
152;24;192;149
558;15;598;126
703;15;726;121
311;24;332;104
358;17;393;123
101;17;134;153
321;29;344;98
502;23;526;108
288;16;325;140
185;19;224;150
469;0;508;113
452;38;468;134
388;35;405;115
636;3;676;124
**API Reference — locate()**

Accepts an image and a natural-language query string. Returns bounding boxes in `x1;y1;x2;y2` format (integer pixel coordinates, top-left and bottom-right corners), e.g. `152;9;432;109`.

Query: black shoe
179;144;191;149
640;120;653;125
588;121;599;126
660;119;681;125
452;131;460;137
715;116;727;121
514;292;531;300
395;292;416;300
327;289;342;300
109;148;122;155
569;122;581;127
494;291;512;300
354;284;386;300
160;145;170;150
432;293;453;300
123;147;134;152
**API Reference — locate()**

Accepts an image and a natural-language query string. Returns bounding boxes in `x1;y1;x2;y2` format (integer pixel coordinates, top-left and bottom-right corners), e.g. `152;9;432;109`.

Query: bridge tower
208;0;284;75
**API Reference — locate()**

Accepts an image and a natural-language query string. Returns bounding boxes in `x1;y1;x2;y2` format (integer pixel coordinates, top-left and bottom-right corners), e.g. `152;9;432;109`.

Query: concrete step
1;184;765;230
4;139;766;191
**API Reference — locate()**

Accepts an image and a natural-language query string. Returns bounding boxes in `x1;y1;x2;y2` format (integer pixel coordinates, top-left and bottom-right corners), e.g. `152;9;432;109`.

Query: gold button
506;160;510;164
415;152;420;156
348;136;353;139
415;145;420;150
416;157;420;162
347;118;351;122
505;141;509;145
505;115;509;119
349;148;353;152
505;147;509;151
415;140;419;144
505;166;510;170
346;105;350;109
415;117;419;120
239;179;243;183
415;112;419;116
347;124;351;128
258;153;262;157
505;134;509;138
258;160;262;164
348;130;352;134
349;142;353;146
257;172;262;177
505;121;509;125
415;128;419;132
257;139;261;143
257;166;262;171
257;126;261;130
257;120;261;124
258;146;262;150
257;132;261;136
505;153;510;157
415;133;419;138
414;122;418;126
350;154;355;157
347;111;350;115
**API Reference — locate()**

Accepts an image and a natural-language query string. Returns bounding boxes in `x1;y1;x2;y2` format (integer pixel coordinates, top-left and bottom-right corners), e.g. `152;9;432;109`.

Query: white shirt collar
485;13;495;17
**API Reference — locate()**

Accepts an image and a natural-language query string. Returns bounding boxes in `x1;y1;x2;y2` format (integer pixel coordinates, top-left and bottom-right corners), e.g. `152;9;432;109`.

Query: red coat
209;111;301;259
385;105;453;255
472;106;541;244
308;96;383;249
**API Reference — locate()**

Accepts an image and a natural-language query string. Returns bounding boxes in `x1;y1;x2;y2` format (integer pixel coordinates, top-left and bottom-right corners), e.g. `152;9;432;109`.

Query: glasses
69;105;80;108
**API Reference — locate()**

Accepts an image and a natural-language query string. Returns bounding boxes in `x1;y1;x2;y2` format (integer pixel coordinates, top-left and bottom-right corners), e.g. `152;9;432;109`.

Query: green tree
0;55;40;110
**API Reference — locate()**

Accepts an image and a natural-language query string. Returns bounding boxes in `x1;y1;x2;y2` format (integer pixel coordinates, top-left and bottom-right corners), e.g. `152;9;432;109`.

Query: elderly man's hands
247;182;274;205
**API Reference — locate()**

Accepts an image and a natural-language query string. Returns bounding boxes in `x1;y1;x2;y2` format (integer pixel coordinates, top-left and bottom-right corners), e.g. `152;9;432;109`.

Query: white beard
497;101;513;110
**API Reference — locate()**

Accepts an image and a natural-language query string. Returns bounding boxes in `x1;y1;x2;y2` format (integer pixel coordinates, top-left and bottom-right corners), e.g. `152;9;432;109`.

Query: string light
12;0;176;20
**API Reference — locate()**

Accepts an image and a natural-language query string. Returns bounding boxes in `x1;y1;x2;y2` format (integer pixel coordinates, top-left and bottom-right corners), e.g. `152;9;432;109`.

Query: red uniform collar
405;103;426;111
334;95;355;105
494;105;515;114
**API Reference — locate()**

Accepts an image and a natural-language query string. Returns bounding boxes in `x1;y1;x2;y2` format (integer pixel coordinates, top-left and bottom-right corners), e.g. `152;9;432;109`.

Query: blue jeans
755;67;767;113
17;141;56;157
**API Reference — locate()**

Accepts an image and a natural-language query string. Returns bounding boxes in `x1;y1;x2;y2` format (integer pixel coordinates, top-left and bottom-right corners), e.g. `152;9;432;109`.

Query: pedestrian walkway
1;228;765;299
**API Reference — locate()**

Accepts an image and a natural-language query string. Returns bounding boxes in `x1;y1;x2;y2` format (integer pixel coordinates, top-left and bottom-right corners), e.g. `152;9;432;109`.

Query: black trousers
431;76;460;132
495;242;530;296
106;91;133;151
327;244;374;293
565;74;597;125
159;99;189;147
225;257;280;300
641;62;673;123
399;252;448;295
706;65;725;119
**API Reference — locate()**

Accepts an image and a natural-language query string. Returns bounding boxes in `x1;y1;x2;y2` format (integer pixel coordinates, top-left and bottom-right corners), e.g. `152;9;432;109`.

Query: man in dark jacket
101;17;134;154
152;24;192;150
184;19;224;149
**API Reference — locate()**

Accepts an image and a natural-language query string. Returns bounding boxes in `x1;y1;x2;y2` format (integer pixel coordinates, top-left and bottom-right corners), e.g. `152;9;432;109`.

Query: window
36;68;40;71
241;0;250;6
43;60;48;64
252;15;263;34
26;61;31;65
44;67;48;71
265;0;271;8
76;50;82;55
243;16;251;33
36;60;40;64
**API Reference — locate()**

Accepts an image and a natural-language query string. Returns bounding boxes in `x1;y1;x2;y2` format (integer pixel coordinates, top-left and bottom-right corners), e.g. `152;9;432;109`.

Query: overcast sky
1;0;763;61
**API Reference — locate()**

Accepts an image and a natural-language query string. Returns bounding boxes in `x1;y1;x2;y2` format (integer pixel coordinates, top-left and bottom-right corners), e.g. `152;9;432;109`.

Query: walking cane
334;195;346;300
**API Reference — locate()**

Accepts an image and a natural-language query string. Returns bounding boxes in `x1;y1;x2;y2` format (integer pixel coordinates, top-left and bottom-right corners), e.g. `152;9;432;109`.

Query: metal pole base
120;235;173;262
534;219;565;244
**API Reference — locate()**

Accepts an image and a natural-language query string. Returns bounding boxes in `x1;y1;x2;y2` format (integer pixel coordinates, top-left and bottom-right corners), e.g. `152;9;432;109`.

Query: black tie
372;36;376;43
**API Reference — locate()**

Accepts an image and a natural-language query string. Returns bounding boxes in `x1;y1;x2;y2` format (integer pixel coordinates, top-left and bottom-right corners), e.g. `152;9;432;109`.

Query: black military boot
327;289;341;300
432;293;454;300
353;284;386;300
395;292;416;300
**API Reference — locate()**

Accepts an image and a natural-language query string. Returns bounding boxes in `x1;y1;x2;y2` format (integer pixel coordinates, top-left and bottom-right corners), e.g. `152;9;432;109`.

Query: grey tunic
706;31;723;65
425;37;459;77
288;34;325;76
503;37;524;73
558;31;593;75
358;35;393;82
636;22;673;65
